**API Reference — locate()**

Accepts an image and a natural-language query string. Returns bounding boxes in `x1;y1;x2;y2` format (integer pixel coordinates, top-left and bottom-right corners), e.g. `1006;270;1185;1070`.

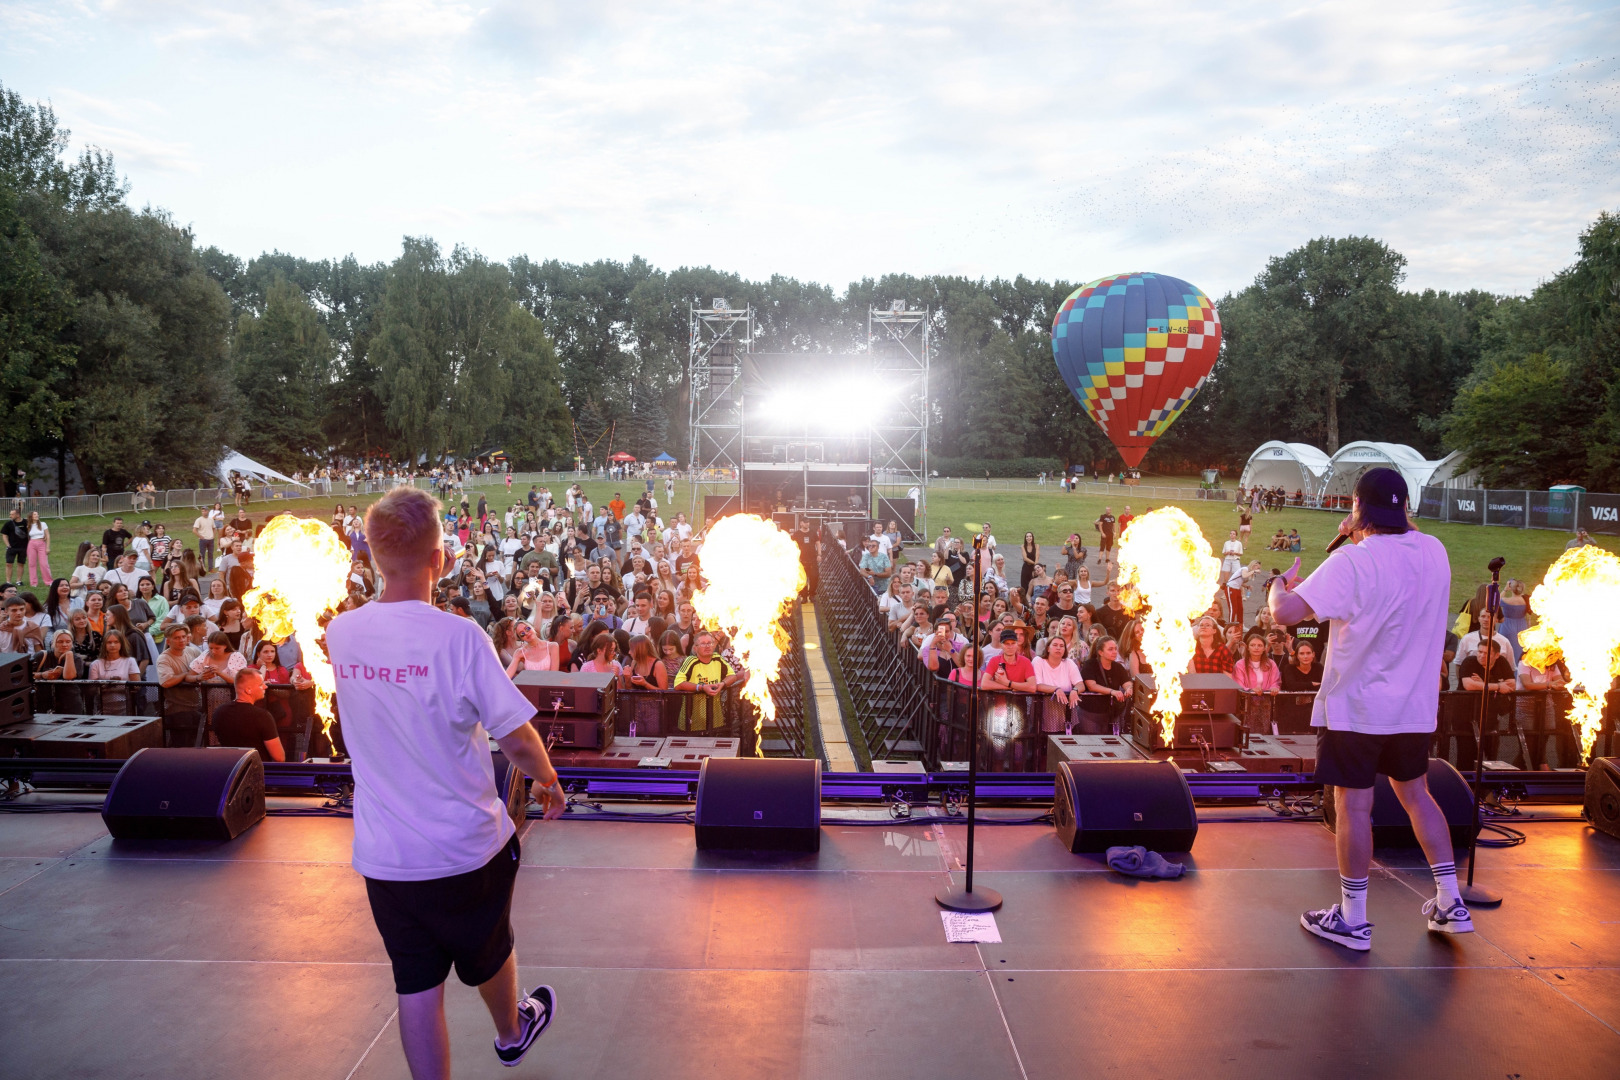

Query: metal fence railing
9;470;616;522
1418;485;1604;533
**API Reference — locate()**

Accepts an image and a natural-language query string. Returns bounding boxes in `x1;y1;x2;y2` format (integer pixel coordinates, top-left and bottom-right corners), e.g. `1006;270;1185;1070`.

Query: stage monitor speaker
0;688;31;726
1052;759;1198;854
490;751;531;828
694;757;821;852
1322;758;1478;849
1585;757;1620;841
0;651;31;694
102;747;266;841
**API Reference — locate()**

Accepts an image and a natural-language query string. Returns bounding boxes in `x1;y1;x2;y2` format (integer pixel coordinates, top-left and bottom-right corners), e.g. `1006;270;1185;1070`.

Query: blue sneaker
495;984;555;1067
1301;903;1373;951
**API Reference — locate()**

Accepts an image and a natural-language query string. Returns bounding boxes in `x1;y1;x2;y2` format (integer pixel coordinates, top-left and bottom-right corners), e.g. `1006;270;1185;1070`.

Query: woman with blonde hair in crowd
202;576;229;620
624;634;670;691
504;619;558;678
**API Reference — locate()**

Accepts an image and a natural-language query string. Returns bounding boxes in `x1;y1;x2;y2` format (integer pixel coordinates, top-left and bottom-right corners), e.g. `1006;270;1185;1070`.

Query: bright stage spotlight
760;377;888;429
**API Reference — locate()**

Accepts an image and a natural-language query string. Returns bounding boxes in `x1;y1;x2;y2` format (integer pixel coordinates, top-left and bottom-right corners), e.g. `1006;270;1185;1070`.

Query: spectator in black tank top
211;668;284;762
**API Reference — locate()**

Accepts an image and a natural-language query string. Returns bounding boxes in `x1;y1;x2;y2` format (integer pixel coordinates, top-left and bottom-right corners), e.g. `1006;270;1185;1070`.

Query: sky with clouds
3;1;1617;298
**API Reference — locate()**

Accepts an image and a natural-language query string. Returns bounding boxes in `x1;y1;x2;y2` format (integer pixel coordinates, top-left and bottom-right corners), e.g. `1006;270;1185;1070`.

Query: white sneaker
1301;903;1373;951
1423;897;1474;934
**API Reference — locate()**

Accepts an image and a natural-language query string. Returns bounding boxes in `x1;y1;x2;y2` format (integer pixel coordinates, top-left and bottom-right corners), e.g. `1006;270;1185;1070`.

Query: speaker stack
1052;759;1199;853
515;671;616;749
1585;757;1620;841
694;757;821;852
0;651;33;733
1321;758;1479;849
102;747;266;841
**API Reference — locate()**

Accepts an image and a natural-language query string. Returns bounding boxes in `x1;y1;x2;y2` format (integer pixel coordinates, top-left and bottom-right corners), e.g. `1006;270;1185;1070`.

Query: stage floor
2;802;1618;1079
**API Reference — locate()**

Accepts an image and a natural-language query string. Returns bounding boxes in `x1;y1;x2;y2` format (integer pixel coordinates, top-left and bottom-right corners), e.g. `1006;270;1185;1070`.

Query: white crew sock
1340;875;1369;924
1430;861;1461;907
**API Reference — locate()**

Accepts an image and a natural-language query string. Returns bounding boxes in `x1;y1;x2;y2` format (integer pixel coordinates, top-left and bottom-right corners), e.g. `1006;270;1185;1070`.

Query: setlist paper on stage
940;912;1001;943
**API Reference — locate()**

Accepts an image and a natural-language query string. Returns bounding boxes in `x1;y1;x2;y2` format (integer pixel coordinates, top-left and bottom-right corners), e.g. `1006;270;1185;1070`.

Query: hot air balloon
1050;272;1221;468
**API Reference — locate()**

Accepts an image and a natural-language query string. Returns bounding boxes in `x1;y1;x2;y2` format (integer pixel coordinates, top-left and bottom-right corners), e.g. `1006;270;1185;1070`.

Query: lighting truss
868;302;931;539
687;299;754;519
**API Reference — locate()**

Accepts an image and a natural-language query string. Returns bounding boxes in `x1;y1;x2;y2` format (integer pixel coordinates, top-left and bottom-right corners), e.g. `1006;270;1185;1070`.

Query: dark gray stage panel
350;969;1026;1080
994;968;1620;1080
967;867;1515;973
0;958;398;1080
0;856;384;964
0;811;1616;1080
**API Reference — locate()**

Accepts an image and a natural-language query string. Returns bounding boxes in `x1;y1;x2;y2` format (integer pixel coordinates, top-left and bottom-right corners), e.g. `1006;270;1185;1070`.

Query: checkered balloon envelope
1050;273;1222;467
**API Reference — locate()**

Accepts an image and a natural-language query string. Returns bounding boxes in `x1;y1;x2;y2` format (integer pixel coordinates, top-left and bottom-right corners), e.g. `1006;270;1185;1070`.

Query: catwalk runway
1;804;1617;1078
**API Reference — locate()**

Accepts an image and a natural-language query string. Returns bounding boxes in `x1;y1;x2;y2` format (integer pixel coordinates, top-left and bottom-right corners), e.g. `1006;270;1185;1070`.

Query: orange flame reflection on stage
1518;544;1620;763
1116;507;1222;747
242;515;353;746
691;514;805;754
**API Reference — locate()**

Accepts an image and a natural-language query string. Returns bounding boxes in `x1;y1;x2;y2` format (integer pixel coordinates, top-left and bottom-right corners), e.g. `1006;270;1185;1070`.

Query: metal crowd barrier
815;527;930;759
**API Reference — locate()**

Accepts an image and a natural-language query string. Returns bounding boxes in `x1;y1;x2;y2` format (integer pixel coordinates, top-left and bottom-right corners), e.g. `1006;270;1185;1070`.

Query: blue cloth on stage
1105;845;1185;879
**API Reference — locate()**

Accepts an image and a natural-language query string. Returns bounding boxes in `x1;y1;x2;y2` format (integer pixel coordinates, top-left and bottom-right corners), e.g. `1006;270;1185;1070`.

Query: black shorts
365;833;521;995
1098;537;1114;552
1315;729;1431;789
5;548;23;564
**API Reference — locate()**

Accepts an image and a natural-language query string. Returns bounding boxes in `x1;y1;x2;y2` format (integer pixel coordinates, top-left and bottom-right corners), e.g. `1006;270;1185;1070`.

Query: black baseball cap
998;628;1018;643
1354;467;1409;529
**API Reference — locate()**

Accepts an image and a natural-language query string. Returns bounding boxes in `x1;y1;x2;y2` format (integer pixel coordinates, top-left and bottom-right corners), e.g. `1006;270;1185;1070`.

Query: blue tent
652;452;677;463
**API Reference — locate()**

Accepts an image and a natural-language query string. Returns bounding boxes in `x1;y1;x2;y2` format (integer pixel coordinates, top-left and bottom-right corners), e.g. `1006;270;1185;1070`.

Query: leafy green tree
232;275;333;471
492;305;572;468
0;183;75;481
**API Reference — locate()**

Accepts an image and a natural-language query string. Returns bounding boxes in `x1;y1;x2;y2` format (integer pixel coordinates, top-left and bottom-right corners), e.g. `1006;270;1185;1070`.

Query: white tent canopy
1321;441;1443;504
1239;441;1332;497
218;448;306;489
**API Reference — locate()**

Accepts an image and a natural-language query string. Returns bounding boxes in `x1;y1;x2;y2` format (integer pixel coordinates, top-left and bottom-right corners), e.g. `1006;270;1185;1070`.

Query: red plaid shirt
1190;643;1234;675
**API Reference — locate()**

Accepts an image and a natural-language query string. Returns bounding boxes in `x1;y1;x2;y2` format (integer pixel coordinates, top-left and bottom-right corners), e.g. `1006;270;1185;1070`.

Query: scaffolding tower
687;299;753;520
868;302;931;540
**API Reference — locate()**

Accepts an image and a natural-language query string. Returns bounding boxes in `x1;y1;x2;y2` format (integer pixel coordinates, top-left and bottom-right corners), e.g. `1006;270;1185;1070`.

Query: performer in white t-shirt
327;487;564;1074
1270;467;1472;952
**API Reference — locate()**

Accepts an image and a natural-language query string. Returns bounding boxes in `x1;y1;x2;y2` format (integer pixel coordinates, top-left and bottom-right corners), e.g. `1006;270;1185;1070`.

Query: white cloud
2;0;1615;295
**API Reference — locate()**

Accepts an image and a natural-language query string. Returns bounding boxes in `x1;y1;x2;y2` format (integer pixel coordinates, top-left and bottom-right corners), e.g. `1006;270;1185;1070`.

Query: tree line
1;81;1614;493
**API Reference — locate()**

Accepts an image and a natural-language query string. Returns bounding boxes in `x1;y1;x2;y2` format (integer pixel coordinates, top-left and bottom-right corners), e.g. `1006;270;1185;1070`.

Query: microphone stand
1462;557;1505;906
937;533;1003;913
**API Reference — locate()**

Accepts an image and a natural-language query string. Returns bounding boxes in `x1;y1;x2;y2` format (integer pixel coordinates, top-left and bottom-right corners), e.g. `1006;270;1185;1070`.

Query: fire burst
691;514;805;755
1518;545;1620;764
1116;507;1222;747
242;515;353;748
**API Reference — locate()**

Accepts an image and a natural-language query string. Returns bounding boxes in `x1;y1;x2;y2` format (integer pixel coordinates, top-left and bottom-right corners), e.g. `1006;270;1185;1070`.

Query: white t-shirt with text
1294;530;1449;735
326;600;537;881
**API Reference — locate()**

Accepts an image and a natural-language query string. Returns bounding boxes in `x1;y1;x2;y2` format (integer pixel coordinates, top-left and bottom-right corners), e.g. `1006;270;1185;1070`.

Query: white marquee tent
1238;441;1332;498
217;448;306;490
1320;441;1454;504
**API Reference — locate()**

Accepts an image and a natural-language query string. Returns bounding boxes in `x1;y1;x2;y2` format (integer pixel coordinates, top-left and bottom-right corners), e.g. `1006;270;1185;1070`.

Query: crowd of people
0;475;770;755
845;506;1577;743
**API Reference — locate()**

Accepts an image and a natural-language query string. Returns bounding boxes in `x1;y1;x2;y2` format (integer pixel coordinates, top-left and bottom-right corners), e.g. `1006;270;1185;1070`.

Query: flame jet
1518;545;1620;763
1116;507;1222;747
242;515;353;746
690;515;806;754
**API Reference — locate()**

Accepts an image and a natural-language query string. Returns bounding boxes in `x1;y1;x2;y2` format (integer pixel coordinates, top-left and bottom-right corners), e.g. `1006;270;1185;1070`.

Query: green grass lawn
16;475;1598;616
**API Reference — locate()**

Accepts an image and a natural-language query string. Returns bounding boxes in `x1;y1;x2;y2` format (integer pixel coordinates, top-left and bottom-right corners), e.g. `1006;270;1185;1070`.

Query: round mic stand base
1460;882;1502;906
936;882;1004;912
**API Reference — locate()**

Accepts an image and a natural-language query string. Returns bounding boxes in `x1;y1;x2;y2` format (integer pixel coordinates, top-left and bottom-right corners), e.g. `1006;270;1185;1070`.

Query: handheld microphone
1325;531;1350;554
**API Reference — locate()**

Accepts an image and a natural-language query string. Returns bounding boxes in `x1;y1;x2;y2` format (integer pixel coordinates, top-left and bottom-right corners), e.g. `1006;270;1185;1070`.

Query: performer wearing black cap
1269;467;1472;951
